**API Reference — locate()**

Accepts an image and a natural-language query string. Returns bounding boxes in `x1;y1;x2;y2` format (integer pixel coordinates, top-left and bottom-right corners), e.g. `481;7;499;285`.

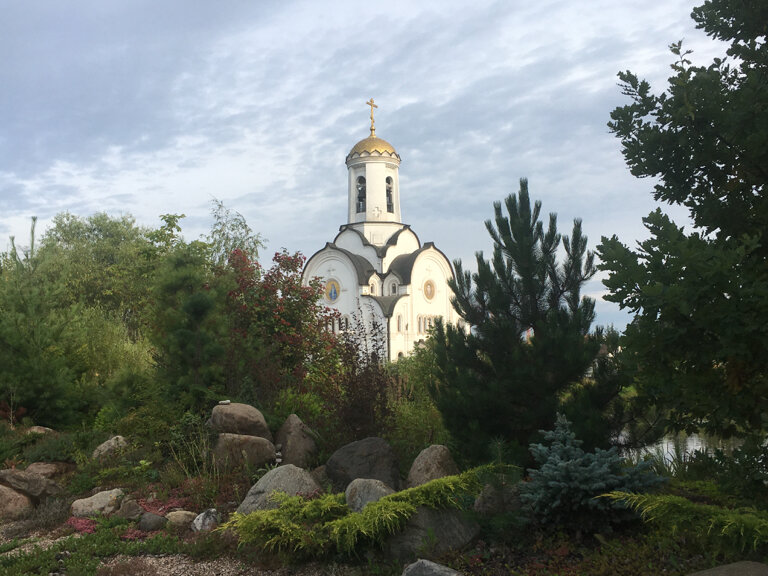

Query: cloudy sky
1;1;725;328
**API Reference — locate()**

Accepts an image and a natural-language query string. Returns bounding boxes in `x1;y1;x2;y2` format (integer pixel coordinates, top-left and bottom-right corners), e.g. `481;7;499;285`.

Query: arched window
390;283;397;295
356;176;366;213
370;283;376;295
386;177;394;213
397;315;402;332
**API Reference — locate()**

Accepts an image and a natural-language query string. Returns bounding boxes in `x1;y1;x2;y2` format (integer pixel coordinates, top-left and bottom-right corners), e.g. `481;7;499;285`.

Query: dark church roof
305;242;376;285
335;224;418;259
367;294;405;318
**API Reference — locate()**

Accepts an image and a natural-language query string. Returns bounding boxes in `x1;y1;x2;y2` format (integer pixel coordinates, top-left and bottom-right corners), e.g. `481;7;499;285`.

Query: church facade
302;102;458;361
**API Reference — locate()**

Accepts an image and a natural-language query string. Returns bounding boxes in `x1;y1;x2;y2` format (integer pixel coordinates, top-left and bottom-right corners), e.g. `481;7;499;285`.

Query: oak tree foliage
599;0;768;435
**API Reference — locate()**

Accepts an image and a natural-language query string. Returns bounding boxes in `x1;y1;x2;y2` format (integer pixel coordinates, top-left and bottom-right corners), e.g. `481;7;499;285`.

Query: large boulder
406;445;459;488
0;468;62;502
402;559;463;576
345;478;395;512
275;414;317;468
208;403;273;442
386;507;479;563
212;433;276;470
25;461;72;479
71;488;125;517
237;464;321;514
688;562;768;576
326;437;400;492
92;435;128;460
0;484;33;520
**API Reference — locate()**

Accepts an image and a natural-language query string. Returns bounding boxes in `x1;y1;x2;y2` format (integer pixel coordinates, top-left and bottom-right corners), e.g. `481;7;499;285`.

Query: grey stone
137;512;168;532
407;445;459;488
192;508;220;532
208;403;273;442
386;507;480;563
166;510;197;527
71;488;125;517
0;468;62;502
115;497;144;520
311;465;329;489
24;461;72;479
275;414;317;469
26;426;55;435
345;478;394;512
237;464;322;514
688;562;768;576
212;433;276;470
92;435;128;460
326;437;401;492
0;484;33;520
402;559;463;576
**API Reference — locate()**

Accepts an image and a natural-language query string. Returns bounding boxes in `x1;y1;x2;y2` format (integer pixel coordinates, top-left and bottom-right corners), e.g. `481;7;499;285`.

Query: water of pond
640;432;743;463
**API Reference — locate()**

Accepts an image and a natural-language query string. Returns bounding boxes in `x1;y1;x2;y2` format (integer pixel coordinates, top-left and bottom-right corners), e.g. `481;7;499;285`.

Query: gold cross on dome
366;98;377;137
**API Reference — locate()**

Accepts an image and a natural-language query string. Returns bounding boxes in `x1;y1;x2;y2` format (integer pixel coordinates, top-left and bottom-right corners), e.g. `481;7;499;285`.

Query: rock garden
3;401;768;575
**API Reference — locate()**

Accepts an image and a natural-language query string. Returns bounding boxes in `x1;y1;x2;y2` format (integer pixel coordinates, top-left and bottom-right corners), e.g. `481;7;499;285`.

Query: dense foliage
598;0;768;437
430;179;602;462
0;204;344;431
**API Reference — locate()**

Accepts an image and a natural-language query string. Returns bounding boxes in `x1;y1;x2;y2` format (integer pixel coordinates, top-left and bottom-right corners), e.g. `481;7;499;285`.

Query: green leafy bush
385;349;451;472
683;439;768;506
520;415;663;531
22;433;78;463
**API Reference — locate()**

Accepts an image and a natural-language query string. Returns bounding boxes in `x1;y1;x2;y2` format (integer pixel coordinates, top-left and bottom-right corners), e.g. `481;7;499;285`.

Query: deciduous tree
598;0;768;436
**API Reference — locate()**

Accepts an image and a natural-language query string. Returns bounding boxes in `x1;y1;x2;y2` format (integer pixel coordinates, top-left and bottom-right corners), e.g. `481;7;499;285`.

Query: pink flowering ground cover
137;495;189;515
65;517;97;534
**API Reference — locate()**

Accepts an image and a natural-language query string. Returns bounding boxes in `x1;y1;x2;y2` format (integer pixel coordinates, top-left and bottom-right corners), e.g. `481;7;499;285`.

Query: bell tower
345;99;402;245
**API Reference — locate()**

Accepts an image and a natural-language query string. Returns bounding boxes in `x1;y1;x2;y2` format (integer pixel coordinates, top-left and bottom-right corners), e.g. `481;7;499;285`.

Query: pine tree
431;179;599;463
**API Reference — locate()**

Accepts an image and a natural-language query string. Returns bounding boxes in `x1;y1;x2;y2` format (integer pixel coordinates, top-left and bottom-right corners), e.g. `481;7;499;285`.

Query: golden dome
347;135;399;159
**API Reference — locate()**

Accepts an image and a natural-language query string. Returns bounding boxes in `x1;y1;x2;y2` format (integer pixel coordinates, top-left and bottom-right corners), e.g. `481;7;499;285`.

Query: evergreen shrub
224;466;494;559
520;415;663;531
608;491;768;555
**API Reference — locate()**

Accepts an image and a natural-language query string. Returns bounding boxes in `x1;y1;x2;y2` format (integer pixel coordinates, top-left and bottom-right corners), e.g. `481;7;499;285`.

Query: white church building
303;101;458;361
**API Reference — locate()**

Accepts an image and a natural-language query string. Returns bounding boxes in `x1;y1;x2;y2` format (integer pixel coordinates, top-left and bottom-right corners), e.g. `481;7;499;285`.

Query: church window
356;176;366;212
390;283;397;295
397;315;402;332
386;177;394;213
370;283;376;295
